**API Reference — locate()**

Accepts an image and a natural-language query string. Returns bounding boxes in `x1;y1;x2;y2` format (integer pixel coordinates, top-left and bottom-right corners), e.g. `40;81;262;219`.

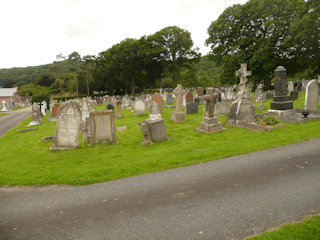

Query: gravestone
305;79;319;111
290;91;299;101
82;117;91;142
40;101;47;116
270;66;293;110
48;104;61;122
288;81;294;92
1;100;8;112
80;98;93;122
151;93;163;113
197;87;204;97
116;101;122;118
171;84;187;123
106;104;114;111
197;88;223;133
89;110;117;144
27;103;42;126
227;64;256;123
166;93;174;105
214;102;231;116
235;63;252;99
186;102;198;114
139;117;168;144
134;98;146;116
50;101;82;150
149;101;161;118
96;97;102;106
185;90;193;104
266;91;274;99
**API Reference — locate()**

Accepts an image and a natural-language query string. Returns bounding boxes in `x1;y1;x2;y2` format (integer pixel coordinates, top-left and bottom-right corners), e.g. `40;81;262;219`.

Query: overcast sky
0;0;248;69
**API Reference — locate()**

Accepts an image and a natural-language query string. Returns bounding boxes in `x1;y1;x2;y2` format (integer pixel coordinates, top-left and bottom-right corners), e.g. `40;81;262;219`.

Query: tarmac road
0;138;320;240
0;107;32;137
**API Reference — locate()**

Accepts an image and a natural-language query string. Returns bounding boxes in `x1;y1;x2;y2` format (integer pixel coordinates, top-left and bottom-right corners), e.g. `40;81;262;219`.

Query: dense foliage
206;0;320;88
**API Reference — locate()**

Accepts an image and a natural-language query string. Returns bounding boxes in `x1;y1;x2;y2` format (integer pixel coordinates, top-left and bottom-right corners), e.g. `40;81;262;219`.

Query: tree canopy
206;0;318;88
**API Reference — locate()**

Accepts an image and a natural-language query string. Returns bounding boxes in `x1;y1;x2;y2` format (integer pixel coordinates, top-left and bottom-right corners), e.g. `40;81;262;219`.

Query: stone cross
173;84;186;112
201;87;219;118
236;63;252;97
38;102;44;116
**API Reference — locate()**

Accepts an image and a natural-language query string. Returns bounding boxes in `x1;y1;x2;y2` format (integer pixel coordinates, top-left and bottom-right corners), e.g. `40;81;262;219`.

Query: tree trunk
131;77;135;97
263;78;271;90
86;68;90;97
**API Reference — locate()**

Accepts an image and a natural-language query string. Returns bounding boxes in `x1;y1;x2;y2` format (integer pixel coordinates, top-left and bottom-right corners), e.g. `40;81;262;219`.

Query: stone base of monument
268;109;320;123
171;111;186;123
227;99;256;123
270;96;293;110
197;117;224;133
140;117;168;144
226;120;274;132
50;145;77;151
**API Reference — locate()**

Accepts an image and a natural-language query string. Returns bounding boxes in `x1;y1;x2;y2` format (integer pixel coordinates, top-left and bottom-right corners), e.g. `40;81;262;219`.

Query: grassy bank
0;94;320;186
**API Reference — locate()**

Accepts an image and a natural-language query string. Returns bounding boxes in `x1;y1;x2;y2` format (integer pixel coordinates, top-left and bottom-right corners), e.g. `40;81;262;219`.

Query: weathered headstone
48;104;61;122
80;98;93;122
288;81;294;92
166;93;174;105
270;66;293;110
96;97;102;106
149;101;161;118
214;102;231;116
197;88;223;133
116;101;122;118
151;93;163;113
186;102;198;114
27;103;42;126
50;101;82;150
89;110;117;144
305;79;319;111
139;117;168;144
290;91;299;101
197;87;204;97
171;84;187;123
185;90;193;104
134;98;146;116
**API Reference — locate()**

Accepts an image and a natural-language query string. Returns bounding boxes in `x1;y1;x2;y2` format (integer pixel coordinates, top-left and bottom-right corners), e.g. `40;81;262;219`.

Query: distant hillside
0;64;51;87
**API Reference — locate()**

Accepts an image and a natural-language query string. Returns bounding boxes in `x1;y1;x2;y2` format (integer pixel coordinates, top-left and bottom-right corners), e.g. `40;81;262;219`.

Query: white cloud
0;0;248;69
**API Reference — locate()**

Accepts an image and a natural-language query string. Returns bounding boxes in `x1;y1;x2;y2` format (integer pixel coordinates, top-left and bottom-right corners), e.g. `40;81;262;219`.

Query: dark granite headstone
290;90;299;101
186;102;198;114
106;104;114;111
270;66;293;110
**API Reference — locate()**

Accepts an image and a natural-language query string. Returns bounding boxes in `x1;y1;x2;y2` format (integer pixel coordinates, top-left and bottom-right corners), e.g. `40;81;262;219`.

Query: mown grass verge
246;215;320;240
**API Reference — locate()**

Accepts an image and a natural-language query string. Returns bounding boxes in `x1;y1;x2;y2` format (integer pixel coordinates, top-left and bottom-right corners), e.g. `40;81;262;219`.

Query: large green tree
150;26;200;84
206;0;305;88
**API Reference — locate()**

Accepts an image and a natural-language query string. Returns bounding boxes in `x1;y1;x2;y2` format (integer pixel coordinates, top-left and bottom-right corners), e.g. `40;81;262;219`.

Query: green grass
246;215;320;240
1;94;320;186
0;113;7;116
12;106;30;111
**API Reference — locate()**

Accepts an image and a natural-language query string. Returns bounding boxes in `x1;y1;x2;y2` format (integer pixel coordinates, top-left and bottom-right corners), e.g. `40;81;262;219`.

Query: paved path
1;139;320;240
0;107;32;137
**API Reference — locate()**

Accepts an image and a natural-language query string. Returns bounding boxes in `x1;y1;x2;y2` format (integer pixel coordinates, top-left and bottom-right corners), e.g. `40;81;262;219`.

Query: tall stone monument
171;84;187;123
227;64;256;123
197;88;223;133
270;66;293;110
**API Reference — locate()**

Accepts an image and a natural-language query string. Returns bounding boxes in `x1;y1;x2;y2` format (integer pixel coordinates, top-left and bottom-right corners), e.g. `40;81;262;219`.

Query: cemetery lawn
0;113;7;116
1;95;320;186
246;215;320;240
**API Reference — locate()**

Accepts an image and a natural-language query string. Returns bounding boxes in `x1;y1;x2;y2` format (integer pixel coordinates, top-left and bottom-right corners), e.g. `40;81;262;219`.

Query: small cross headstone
171;84;187;122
